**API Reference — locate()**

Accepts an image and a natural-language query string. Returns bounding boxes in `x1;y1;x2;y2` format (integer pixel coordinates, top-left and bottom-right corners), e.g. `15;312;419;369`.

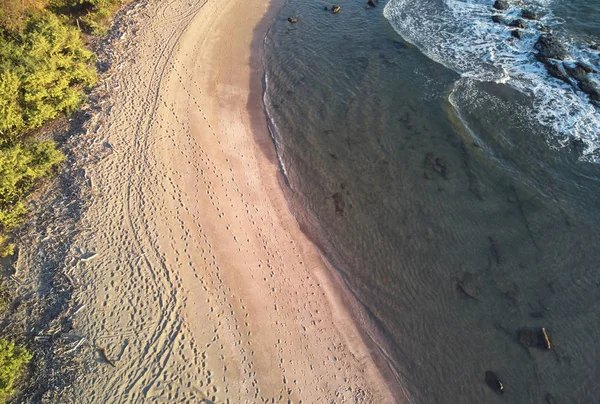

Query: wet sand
66;0;395;401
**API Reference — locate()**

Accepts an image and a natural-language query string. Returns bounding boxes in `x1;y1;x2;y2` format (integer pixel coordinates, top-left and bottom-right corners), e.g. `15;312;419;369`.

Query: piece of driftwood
97;347;116;367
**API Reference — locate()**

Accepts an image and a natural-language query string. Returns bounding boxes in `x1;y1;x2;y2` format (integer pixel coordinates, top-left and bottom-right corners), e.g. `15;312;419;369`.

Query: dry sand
66;0;396;401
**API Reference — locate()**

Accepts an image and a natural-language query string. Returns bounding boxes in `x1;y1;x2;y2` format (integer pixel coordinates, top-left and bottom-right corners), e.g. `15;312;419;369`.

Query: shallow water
263;0;600;402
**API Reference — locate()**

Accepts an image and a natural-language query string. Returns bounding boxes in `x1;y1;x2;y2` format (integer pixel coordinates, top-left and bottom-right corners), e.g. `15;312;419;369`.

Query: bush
0;11;97;143
0;0;49;32
0;141;64;256
0;339;32;402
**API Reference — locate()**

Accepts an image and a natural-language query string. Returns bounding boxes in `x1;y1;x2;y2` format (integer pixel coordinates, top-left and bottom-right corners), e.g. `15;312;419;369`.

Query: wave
384;0;600;160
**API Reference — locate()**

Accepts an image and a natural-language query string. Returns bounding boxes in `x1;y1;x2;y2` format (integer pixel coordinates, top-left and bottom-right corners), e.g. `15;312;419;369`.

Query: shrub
0;339;32;402
0;141;65;256
0;11;97;143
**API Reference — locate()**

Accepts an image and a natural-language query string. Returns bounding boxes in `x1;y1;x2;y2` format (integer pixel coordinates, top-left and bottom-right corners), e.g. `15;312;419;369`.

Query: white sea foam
384;0;600;159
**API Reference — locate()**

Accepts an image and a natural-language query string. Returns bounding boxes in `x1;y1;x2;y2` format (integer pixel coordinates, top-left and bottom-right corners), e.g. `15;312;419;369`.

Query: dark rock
521;9;538;20
565;64;588;82
578;78;600;102
518;327;551;350
424;153;451;179
331;5;341;13
367;0;376;7
485;371;504;394
493;0;509;10
332;192;345;214
535;35;570;61
576;61;597;74
545;62;570;83
590;42;600;51
287;17;297;23
529;311;544;318
545;393;561;404
491;15;504;23
508;19;527;29
511;29;523;39
489;237;501;265
457;272;480;300
324;6;329;10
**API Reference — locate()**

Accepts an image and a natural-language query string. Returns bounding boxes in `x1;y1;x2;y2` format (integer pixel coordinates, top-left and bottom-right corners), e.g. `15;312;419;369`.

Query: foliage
0;0;49;32
0;12;97;142
0;142;64;256
0;339;32;403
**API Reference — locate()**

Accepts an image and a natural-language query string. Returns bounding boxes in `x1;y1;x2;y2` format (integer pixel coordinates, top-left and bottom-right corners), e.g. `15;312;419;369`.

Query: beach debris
332;192;345;214
493;0;509;11
518;327;552;350
521;9;538;20
508;19;527;29
287;17;297;23
97;346;117;367
485;371;504;394
424;152;451;179
366;0;377;8
541;327;551;350
80;251;97;262
331;5;341;14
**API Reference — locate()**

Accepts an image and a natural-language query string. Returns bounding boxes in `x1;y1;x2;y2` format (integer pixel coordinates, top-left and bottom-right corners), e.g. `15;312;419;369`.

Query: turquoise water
263;0;600;402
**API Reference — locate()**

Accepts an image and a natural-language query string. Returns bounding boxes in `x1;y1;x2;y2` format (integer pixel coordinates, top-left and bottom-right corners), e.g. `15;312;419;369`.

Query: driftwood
97;346;117;367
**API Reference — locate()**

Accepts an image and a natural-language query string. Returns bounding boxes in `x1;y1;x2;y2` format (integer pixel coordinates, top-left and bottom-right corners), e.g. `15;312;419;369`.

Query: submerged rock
457;272;480;300
518;327;552;350
424;152;451;179
545;62;570;83
367;0;376;8
512;29;523;39
508;19;527;29
578;78;600;103
485;371;504;394
576;61;597;74
491;14;504;23
565;64;588;82
332;192;345;214
331;5;341;13
493;0;509;11
521;9;538;20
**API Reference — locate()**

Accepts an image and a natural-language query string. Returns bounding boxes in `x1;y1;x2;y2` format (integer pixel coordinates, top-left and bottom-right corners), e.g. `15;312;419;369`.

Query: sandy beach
58;0;395;401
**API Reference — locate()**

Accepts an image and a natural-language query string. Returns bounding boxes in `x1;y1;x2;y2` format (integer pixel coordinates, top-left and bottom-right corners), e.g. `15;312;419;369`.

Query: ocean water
262;0;600;402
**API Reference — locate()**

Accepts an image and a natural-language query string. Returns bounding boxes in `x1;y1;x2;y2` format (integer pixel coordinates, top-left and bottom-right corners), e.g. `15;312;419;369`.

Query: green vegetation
0;339;32;403
0;3;100;256
0;0;120;397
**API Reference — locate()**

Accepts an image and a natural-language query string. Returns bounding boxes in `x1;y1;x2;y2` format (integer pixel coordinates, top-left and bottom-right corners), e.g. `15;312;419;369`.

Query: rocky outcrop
331;5;341;13
287;17;297;23
493;0;509;11
508;19;527;29
521;9;538;20
535;35;569;61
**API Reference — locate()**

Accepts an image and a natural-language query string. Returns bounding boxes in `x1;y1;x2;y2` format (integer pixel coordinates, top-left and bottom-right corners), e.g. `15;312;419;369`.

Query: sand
66;0;396;401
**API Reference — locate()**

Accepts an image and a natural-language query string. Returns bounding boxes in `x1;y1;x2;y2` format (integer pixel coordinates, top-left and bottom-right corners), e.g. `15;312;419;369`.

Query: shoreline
34;0;401;401
250;3;411;402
